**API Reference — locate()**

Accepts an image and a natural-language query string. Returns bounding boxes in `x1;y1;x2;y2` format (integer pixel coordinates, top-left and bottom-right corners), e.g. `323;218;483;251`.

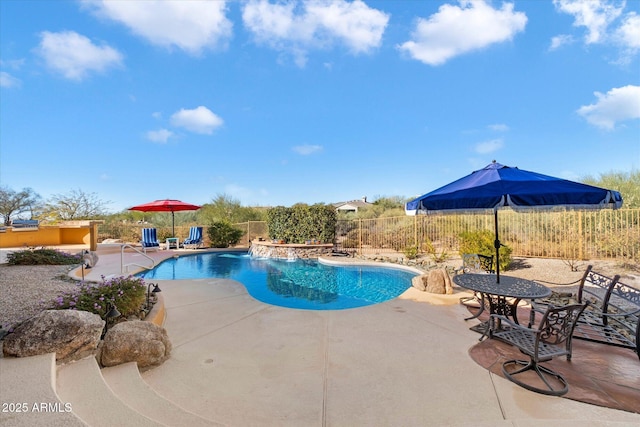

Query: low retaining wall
249;241;333;259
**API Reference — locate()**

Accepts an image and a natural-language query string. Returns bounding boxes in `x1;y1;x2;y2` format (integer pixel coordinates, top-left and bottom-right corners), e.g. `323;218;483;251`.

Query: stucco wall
0;226;91;248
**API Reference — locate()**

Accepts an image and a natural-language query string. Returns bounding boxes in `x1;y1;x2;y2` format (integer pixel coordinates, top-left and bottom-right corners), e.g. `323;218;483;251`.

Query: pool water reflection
139;252;416;310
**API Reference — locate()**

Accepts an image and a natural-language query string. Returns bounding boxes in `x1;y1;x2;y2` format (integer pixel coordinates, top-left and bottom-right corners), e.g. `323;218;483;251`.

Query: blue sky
1;0;639;213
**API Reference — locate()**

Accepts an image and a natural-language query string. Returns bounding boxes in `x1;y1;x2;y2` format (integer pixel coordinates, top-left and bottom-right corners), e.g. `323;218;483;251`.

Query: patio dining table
453;273;551;339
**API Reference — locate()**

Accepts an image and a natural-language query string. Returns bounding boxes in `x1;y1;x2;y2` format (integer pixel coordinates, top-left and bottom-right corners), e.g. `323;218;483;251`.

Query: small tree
207;221;244;248
42;189;110;221
0;186;41;225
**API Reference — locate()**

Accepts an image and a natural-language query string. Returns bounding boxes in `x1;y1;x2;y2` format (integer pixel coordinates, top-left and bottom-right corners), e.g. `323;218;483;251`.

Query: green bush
51;275;147;318
6;248;82;265
207;221;244;248
403;246;419;259
459;230;512;271
266;204;336;244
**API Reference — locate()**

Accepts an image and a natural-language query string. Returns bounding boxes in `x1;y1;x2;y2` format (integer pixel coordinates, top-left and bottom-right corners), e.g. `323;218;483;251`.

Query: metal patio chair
457;254;495;317
488;302;588;396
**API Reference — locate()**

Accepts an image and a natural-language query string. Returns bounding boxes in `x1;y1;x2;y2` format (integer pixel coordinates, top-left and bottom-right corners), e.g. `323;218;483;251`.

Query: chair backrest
461;253;494;274
142;228;158;244
188;226;203;241
536;303;589;353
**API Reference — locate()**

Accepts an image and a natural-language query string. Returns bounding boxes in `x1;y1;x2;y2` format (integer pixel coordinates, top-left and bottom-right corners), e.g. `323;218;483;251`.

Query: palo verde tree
582;169;640;208
41;189;110;221
0;186;41;226
197;194;266;224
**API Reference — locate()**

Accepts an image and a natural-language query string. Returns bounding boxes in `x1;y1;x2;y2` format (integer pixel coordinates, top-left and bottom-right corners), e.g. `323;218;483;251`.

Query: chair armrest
489;313;539;334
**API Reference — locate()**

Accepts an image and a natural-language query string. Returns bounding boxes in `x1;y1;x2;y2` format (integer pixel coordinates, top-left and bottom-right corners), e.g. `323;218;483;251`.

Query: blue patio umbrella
405;161;623;282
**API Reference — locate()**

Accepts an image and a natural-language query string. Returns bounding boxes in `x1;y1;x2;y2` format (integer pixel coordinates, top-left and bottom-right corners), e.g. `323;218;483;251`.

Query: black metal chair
457;254;495;318
488;302;588;396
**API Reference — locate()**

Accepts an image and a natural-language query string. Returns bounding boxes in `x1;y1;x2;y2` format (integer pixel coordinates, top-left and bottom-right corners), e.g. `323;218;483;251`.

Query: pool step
101;362;219;426
0;352;86;426
56;356;162;427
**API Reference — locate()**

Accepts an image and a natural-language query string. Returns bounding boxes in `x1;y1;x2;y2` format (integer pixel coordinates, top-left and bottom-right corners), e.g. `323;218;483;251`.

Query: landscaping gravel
0;264;81;331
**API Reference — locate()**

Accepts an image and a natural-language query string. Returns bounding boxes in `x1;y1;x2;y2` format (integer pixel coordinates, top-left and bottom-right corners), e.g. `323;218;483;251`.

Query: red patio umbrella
129;199;201;237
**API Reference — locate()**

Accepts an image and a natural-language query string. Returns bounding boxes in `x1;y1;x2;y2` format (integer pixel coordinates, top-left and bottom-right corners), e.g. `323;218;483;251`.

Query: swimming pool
140;252;417;310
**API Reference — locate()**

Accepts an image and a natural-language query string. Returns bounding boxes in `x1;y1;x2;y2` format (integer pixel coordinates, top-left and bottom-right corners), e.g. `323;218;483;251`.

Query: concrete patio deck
1;245;639;426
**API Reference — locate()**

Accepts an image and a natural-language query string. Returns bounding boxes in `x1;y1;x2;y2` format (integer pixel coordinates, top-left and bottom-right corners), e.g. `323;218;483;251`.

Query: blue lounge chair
141;228;161;252
183;226;203;249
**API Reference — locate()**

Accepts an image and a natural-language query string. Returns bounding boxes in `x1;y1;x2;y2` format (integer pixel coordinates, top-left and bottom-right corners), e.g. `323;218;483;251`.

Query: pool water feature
140;252;417;310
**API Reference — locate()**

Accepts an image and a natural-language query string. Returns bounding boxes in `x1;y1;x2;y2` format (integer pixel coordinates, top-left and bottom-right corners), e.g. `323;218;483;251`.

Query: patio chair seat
489;302;588;396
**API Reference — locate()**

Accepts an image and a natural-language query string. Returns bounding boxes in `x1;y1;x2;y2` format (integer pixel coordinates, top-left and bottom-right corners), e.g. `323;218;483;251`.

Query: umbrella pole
172;211;175;238
494;210;500;283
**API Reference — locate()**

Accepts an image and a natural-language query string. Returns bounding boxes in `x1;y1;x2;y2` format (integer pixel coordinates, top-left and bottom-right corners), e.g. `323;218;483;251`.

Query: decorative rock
101;320;171;369
412;274;427;291
411;269;453;295
3;310;104;362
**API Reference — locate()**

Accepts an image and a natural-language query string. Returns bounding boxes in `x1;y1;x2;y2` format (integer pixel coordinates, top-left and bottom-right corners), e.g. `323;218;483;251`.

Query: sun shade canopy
406;161;622;215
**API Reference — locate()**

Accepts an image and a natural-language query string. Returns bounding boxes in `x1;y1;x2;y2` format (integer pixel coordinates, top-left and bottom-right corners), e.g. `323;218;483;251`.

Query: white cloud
475;139;504;154
577;85;640;130
397;0;527;66
549;34;575;50
0;71;21;88
242;0;389;67
552;2;639;64
35;31;123;80
146;128;174;143
292;144;323;155
82;0;232;55
616;12;640;49
488;123;509;132
0;58;25;70
553;0;623;44
224;184;254;201
614;11;640;63
170;106;223;134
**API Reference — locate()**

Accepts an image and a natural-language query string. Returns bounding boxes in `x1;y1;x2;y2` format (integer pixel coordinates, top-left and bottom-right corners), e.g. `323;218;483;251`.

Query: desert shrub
6;248;82;265
51;275;147;318
421;237;449;263
403;246;419;259
459;230;512;271
207;221;244;248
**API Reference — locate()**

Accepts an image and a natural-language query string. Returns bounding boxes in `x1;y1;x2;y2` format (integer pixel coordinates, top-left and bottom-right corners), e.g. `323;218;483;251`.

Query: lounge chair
183;226;204;249
141;228;161;253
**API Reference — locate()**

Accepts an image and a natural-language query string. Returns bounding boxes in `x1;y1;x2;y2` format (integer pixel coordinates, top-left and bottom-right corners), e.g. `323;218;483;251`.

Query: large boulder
411;269;453;295
101;320;171;369
3;310;104;362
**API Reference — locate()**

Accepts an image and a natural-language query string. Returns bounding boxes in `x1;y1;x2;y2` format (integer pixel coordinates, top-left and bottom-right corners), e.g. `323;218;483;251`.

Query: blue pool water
139;252;416;310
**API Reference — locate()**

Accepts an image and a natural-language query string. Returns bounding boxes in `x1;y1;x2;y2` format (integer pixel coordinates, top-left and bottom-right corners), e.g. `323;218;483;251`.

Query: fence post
578;211;583;260
413;215;417;249
358;219;362;254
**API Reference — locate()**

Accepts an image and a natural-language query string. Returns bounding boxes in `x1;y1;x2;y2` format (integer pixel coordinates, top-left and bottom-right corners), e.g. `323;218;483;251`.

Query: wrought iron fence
336;209;640;261
97;209;640;261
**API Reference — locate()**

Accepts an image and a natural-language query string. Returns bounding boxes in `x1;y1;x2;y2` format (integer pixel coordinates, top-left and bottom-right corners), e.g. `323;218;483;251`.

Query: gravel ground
0;264;81;331
1;257;638;332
